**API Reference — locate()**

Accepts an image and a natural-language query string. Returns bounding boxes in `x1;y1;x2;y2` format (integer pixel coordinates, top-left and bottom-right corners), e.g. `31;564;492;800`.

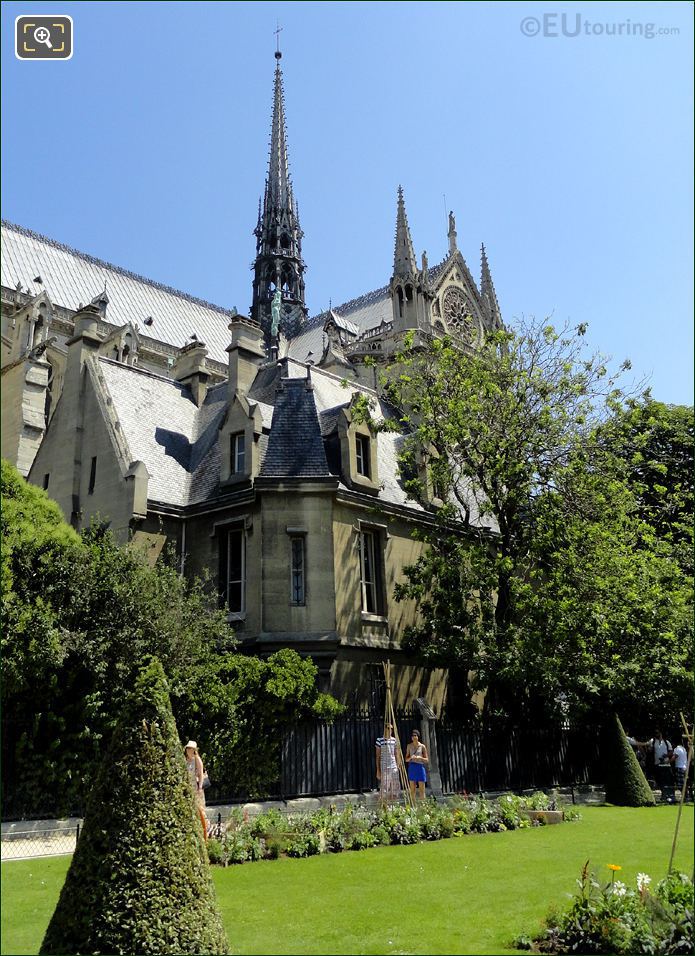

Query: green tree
598;397;694;571
603;714;655;807
2;462;340;814
40;659;229;956
173;649;344;798
1;458;81;698
382;322;692;726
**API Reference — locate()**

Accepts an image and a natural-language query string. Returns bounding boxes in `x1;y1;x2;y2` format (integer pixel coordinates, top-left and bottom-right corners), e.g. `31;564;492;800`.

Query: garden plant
515;861;693;954
204;793;582;867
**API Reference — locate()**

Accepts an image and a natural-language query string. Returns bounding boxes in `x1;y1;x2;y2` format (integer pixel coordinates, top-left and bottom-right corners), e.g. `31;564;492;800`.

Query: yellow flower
607;864;622;871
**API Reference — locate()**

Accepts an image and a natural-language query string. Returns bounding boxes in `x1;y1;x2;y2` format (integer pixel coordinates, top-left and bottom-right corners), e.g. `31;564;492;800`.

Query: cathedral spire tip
393;186;417;278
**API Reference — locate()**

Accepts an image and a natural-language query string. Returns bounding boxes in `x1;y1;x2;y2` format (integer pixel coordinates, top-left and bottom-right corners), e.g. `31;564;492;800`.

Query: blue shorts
408;762;427;783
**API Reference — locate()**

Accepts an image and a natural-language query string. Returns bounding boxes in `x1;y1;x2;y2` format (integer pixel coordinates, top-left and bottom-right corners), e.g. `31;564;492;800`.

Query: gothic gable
430;251;488;345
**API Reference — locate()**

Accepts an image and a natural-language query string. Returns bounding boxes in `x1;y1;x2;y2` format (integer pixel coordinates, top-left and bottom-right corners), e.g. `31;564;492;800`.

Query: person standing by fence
633;730;673;801
405;730;429;801
672;738;689;798
376;723;401;804
184;740;208;841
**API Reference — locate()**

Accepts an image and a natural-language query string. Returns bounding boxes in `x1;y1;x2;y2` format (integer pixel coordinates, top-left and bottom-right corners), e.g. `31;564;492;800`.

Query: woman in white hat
184;740;208;841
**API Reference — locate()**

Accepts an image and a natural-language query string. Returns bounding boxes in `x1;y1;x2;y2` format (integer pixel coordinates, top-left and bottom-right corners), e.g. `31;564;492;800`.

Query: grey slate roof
91;353;494;528
259;378;330;478
1;221;235;366
318;403;349;437
1;222;458;371
97;358;227;506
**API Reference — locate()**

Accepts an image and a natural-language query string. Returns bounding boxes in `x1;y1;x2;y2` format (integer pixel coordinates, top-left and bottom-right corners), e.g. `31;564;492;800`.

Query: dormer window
356;434;370;478
231;432;246;475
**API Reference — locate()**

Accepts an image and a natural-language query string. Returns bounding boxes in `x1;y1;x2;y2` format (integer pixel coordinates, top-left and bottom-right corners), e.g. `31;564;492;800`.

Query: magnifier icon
34;26;53;49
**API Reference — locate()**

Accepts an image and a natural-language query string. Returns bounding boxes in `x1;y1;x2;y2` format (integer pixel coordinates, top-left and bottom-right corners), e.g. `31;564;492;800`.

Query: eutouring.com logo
520;13;680;40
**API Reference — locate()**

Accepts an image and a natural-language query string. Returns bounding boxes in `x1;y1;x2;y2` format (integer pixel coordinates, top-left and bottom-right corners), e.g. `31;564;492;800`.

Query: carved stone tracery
442;286;474;343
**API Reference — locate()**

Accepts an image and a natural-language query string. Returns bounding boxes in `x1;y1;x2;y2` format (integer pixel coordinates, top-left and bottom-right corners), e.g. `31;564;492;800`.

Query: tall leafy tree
40;659;229;956
382;321;692;726
598;397;694;571
1;462;340;815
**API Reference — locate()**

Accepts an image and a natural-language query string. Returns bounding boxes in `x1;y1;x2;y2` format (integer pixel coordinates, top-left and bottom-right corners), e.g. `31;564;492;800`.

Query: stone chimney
226;316;266;399
172;341;209;407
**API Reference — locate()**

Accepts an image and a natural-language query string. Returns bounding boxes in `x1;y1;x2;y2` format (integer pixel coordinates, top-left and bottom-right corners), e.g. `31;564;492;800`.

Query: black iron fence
279;708;419;798
2;711;604;820
437;722;602;794
275;712;603;801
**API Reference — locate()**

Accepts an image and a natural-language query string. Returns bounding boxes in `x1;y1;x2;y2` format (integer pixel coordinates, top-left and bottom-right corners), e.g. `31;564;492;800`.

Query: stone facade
1;51;503;711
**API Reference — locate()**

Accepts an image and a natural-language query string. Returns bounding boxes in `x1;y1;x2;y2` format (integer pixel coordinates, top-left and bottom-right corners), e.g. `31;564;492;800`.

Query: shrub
604;713;656;807
468;797;495;832
349;830;376;850
206;839;224;865
264;836;284;860
39;659;229;956
497;794;520;828
525;791;550;810
285;832;320;858
517;863;693;954
370;824;391;846
451;805;473;834
249;807;285;839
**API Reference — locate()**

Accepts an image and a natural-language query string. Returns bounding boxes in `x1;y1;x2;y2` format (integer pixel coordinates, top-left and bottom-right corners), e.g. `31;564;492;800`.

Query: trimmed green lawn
2;806;693;955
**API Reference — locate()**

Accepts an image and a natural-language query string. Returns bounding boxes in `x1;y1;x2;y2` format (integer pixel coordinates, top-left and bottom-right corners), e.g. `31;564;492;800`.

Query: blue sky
2;0;693;403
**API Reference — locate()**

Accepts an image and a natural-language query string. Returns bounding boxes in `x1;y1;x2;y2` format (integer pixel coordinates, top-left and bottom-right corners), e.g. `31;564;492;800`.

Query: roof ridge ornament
448;210;458;254
480;242;502;328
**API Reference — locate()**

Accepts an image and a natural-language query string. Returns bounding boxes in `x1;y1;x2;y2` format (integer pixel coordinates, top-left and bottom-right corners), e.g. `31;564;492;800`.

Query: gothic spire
480;243;502;327
267;51;292;211
393;186;418;277
251;48;307;342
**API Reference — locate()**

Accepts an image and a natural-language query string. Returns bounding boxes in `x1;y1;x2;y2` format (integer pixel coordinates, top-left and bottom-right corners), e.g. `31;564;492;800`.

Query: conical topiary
40;658;229;955
603;713;656;807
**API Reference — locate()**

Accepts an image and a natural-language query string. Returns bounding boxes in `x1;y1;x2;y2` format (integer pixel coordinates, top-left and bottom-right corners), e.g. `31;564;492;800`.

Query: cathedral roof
1;221;234;366
77;351;496;530
96;358;227;507
286;259;450;362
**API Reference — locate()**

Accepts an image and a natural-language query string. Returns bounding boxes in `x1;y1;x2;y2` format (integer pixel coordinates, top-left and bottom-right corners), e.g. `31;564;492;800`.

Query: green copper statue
270;288;282;338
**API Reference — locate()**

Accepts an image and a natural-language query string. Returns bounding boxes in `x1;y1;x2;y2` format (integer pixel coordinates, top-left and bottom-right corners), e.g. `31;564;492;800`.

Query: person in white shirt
672;739;689;796
633;730;673;801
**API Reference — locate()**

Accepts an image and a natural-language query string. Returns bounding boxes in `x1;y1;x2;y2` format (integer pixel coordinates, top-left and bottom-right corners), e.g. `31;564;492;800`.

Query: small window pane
359;529;381;614
228;582;242;614
88;457;97;494
231;432;246;475
290;537;305;605
356;434;370;478
227;528;245;614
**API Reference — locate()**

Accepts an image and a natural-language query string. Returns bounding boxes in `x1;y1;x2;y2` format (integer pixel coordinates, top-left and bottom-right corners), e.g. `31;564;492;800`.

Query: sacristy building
0;50;502;710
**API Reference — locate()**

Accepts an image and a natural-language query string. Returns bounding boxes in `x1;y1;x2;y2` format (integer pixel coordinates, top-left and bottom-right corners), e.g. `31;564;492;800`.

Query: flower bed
205;793;581;867
514;862;694;954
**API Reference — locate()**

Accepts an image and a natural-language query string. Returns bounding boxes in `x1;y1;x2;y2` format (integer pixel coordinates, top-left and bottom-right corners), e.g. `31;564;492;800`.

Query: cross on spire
274;21;283;59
